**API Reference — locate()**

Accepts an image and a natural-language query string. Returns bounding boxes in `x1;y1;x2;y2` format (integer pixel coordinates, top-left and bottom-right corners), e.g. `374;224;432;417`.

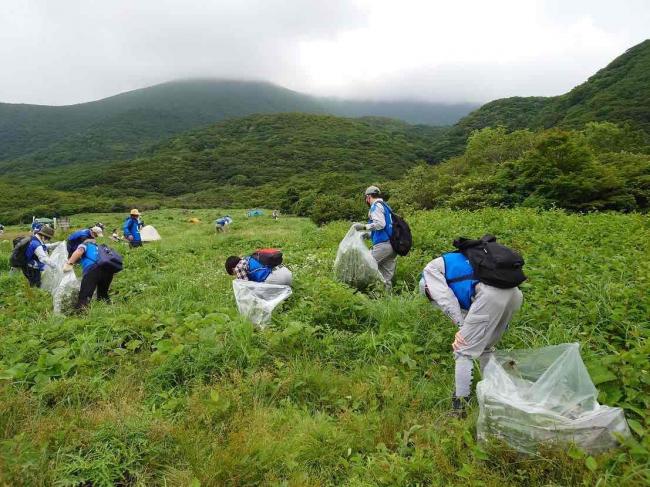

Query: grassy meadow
0;208;648;486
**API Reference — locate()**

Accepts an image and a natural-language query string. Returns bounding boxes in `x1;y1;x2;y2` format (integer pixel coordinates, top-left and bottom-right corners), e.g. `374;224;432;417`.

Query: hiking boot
450;395;470;418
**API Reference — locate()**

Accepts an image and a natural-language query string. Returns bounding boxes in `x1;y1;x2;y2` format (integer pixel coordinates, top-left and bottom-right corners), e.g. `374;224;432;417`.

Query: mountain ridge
0;79;477;168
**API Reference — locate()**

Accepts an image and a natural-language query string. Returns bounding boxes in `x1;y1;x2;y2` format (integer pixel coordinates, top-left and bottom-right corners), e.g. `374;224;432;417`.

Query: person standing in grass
123;209;143;248
353;185;397;290
64;236;115;309
420;240;524;416
21;225;59;287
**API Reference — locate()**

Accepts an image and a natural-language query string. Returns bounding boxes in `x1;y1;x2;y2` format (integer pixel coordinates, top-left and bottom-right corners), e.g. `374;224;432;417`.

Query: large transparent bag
52;271;81;314
41;244;68;293
41;244;81;314
334;226;381;289
477;343;631;454
233;280;292;328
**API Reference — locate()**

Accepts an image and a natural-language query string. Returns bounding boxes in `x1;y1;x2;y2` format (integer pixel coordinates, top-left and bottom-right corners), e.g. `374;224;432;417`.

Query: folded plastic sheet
334;226;381;289
477;343;631;454
233;280;292;328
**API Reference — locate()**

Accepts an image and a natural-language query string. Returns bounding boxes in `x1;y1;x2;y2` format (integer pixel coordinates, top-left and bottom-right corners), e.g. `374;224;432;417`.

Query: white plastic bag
334;226;381;289
52;271;81;314
233;280;292;328
477;343;631;454
41;244;81;314
140;225;161;242
41;243;68;293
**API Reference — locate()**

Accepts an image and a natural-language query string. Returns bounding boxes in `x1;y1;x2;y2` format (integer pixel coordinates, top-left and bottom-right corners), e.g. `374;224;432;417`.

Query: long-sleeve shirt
365;199;387;231
123;217;141;241
233;259;250;280
423;257;465;326
31;236;57;268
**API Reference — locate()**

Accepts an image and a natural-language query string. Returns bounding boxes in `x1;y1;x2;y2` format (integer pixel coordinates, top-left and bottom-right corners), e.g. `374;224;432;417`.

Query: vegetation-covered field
0;208;648;486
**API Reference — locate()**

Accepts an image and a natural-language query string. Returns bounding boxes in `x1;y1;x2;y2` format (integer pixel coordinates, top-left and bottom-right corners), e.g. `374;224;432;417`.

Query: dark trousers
129;240;142;248
21;266;41;288
76;266;114;309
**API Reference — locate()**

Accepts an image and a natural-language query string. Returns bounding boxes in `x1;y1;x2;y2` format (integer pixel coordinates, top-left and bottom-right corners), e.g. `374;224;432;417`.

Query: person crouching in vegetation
353;186;397;290
420;236;526;416
123;209;143;247
215;216;232;232
225;250;292;286
64;238;115;309
66;225;103;257
21;225;59;287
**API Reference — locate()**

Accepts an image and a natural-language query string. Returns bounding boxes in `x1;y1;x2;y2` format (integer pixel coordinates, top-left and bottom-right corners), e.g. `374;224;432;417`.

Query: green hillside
0;208;647;485
0;113;444;224
434;39;650;159
0;80;475;171
0;80;326;170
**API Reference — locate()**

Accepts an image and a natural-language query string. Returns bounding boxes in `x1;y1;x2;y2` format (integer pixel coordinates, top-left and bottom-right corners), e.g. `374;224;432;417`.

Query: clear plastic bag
334;226;381;289
41;244;68;293
233;280;292;328
53;271;81;314
41;244;81;314
477;343;631;454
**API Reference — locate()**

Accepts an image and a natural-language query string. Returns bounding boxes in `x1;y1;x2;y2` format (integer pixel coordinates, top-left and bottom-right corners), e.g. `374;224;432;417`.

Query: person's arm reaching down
423;257;464;327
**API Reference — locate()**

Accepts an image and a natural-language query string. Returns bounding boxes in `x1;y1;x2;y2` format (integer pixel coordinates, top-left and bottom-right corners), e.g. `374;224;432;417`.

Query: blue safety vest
368;201;393;246
25;236;47;270
80;241;100;275
245;256;272;282
67;228;92;255
442;252;479;310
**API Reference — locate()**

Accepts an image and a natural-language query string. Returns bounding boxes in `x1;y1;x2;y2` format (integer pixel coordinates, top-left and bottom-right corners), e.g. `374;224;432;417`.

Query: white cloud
0;0;647;104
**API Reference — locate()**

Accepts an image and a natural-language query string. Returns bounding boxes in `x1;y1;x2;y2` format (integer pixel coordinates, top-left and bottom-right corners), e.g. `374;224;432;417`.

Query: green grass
0;208;648;486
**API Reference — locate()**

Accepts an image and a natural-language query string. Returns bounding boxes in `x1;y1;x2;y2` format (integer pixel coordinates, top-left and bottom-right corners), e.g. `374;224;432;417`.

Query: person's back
421;247;523;415
225;253;292;286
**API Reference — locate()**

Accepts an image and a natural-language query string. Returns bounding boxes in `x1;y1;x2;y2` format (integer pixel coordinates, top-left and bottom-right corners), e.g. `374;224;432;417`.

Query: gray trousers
454;283;523;397
265;266;293;286
371;242;397;288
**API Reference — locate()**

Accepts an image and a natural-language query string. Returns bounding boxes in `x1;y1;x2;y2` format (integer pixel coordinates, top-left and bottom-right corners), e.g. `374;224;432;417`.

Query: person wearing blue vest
123;209;143;248
420;252;523;416
22;225;59;287
215;216;233;233
225;254;292;286
64;237;115;309
66;226;103;257
353;186;397;289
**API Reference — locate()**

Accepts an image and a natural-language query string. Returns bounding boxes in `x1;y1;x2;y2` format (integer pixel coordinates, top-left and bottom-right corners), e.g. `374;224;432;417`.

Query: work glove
352;223;366;231
63;263;74;273
361;232;371;240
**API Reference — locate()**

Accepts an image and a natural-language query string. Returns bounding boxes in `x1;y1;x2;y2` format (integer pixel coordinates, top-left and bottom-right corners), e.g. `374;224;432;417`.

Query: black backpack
9;236;31;268
93;244;124;273
388;208;412;256
453;234;526;289
252;248;283;268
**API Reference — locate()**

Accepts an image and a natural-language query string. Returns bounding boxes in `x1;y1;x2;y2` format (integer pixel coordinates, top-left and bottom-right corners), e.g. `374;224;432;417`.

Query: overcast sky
1;0;648;105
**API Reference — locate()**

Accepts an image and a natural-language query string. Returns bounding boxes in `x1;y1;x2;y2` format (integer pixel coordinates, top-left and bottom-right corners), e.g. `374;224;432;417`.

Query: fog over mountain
1;0;648;105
